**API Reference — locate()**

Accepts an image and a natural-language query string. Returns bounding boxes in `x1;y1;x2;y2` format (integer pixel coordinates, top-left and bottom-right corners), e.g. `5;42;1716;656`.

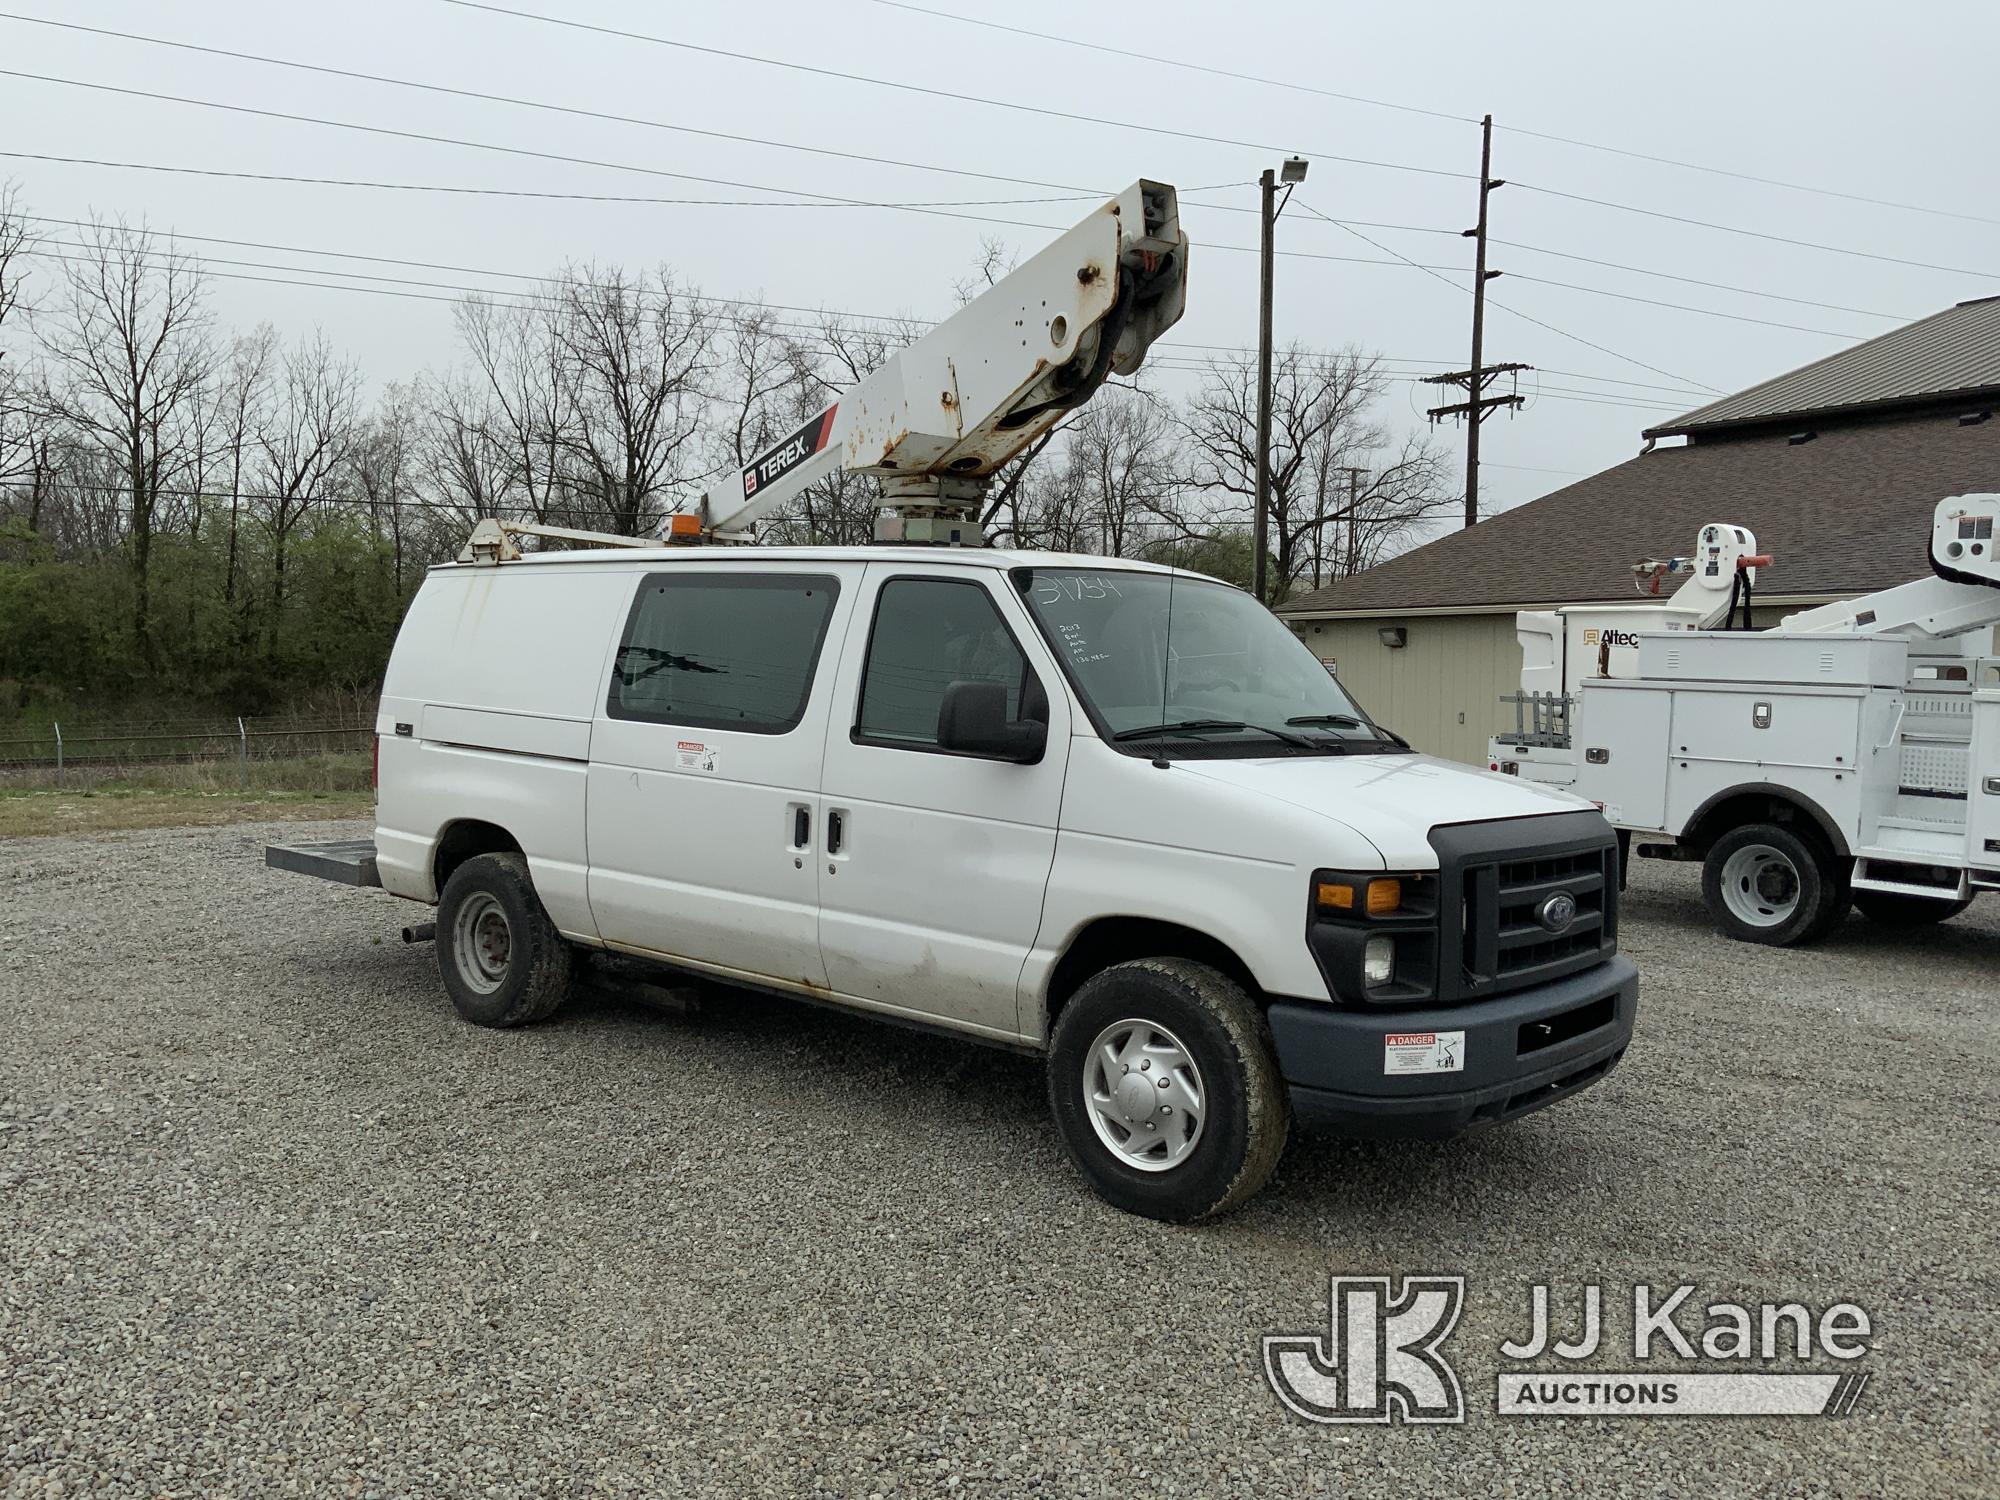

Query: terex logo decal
1582;627;1640;648
742;405;838;500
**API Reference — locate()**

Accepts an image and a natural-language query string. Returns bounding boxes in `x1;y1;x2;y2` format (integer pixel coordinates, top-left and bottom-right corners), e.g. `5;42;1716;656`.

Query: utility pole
1423;114;1529;529
1337;465;1367;579
1253;167;1276;606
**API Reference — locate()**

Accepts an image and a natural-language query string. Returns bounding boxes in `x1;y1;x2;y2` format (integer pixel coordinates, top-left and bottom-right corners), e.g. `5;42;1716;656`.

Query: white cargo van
273;545;1638;1220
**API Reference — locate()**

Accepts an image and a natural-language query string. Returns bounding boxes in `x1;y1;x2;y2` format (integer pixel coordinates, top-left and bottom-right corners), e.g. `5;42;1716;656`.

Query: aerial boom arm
701;179;1188;543
1776;494;2000;642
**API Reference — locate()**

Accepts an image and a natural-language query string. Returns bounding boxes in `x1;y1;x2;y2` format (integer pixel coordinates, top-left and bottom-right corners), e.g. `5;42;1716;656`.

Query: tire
1046;958;1288;1223
436;852;574;1027
1854;889;1972;927
1700;823;1836;947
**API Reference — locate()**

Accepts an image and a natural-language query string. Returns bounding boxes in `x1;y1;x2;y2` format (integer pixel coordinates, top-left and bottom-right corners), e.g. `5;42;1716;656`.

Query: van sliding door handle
826;811;844;855
793;807;810;847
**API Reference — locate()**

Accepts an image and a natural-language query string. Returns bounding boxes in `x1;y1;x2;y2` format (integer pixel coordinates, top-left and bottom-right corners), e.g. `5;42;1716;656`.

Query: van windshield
1013;567;1401;755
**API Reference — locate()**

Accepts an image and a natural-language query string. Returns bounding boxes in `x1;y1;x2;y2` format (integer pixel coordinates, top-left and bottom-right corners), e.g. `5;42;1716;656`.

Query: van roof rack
457;516;696;565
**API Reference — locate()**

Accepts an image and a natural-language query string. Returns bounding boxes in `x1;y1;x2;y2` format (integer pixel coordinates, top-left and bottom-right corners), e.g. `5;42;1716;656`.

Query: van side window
608;573;838;734
855;577;1041;748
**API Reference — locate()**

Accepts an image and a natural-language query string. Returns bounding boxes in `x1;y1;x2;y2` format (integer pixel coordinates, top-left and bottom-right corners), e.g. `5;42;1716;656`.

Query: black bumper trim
1268;955;1638;1139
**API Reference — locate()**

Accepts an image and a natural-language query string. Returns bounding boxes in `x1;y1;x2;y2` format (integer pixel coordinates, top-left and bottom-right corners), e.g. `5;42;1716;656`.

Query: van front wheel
436;852;573;1027
1047;959;1288;1222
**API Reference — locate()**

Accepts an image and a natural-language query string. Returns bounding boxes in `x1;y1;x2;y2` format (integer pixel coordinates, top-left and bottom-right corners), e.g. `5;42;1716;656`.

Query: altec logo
742;405;838;499
1581;627;1641;648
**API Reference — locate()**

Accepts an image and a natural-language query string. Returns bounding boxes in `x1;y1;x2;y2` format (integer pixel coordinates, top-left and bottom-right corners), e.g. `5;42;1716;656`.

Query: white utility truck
1490;495;2000;946
270;181;1637;1221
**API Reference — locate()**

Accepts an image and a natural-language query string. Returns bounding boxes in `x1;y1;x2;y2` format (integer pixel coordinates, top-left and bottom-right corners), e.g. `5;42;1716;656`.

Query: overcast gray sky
3;0;1995;518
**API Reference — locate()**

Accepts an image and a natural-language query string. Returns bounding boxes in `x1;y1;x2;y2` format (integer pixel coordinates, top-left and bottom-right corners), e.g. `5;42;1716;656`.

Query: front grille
1429;812;1619;1004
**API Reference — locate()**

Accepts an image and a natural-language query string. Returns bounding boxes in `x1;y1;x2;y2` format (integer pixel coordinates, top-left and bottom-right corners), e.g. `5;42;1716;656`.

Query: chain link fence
0;714;375;787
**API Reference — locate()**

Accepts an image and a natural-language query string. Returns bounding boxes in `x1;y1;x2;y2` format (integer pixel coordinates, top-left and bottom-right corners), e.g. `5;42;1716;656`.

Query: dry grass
0;754;373;837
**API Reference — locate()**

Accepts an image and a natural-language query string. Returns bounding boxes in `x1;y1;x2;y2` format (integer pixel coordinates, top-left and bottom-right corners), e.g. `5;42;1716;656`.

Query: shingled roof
1278;409;2000;617
1646;296;2000;439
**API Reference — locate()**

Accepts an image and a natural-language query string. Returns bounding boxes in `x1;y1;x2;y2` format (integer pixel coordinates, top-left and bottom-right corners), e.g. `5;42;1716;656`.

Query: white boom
697;179;1188;544
1774;492;2000;643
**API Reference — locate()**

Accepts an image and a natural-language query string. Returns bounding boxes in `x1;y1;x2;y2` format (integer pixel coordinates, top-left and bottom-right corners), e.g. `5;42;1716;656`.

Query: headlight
1363;935;1395;985
1308;868;1438;1005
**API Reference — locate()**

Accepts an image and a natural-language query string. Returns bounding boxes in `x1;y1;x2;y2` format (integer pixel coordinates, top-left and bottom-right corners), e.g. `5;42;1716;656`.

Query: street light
1253;156;1308;606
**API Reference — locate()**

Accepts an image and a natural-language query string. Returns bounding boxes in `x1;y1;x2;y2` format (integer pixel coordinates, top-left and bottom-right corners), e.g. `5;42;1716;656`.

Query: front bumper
1267;955;1638;1139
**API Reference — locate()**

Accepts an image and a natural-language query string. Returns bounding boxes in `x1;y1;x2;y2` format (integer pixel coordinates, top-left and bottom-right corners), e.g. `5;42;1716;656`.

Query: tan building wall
1288;612;1521;766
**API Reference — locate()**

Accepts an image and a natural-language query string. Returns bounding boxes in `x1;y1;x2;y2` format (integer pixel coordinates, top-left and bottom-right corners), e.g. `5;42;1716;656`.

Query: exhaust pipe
402;922;436;945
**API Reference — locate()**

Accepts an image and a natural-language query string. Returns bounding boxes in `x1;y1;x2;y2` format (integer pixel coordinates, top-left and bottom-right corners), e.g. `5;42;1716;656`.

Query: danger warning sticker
1384;1030;1465;1076
675;740;717;773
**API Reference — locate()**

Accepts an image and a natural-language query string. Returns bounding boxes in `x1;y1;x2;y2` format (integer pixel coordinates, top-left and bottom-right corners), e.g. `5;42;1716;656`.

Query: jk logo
1263;1276;1466;1424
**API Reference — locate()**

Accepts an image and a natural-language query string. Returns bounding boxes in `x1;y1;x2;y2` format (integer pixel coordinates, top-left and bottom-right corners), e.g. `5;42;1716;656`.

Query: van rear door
586;564;862;988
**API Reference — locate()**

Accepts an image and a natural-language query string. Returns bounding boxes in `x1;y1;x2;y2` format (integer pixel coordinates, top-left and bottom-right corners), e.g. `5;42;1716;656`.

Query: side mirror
936;680;1047;763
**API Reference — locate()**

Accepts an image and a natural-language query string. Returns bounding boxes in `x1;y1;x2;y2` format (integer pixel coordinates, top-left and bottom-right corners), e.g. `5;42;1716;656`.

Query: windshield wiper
1110;719;1319;749
1286;713;1413;752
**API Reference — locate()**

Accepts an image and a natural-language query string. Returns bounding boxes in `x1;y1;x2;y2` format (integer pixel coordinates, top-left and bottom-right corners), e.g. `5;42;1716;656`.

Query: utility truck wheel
1047;959;1288;1223
1854;890;1972;927
1701;824;1835;947
437;853;573;1028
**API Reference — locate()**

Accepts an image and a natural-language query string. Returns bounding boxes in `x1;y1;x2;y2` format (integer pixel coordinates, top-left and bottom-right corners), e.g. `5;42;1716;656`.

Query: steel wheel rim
453;891;513;993
1720;844;1801;927
1082;1017;1206;1173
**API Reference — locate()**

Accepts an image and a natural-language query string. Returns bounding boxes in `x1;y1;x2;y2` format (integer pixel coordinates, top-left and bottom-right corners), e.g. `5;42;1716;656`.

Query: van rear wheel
436;852;573;1027
1047;959;1288;1222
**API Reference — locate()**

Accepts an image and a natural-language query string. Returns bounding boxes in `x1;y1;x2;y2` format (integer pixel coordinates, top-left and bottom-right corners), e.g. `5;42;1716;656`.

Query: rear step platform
265;839;380;888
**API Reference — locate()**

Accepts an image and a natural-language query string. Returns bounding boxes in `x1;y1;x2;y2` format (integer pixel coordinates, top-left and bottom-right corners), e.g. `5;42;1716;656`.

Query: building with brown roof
1277;297;2000;763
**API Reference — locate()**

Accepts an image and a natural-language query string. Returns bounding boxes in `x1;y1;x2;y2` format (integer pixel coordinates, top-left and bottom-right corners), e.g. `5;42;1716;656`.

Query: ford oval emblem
1537;891;1578;934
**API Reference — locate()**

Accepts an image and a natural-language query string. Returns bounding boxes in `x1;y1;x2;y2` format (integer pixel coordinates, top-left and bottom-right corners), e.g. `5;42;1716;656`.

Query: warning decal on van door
676;740;718;773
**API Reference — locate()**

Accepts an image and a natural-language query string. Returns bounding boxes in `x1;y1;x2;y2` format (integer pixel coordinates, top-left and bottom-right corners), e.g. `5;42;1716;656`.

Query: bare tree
457;293;571;523
254;331;360;651
411;367;508;531
210;324;277;615
33;218;213;663
1058;386;1179;558
1179;345;1449;602
0;182;43;509
349;387;417;595
547;263;715;534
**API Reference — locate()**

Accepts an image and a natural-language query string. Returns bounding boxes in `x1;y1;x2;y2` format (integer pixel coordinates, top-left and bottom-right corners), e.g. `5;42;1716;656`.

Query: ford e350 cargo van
274;545;1638;1220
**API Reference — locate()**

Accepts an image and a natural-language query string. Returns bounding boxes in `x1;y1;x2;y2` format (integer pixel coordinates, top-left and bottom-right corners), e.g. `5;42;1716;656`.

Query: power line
1;140;1917;329
438;0;1472;183
0;72;1473;279
1510;181;2000;281
19;239;1694;416
1501;274;1862;338
0;12;1109;203
866;0;2000;230
30;219;1715;403
866;0;1477;128
1294;198;1726;394
1492;238;1908;321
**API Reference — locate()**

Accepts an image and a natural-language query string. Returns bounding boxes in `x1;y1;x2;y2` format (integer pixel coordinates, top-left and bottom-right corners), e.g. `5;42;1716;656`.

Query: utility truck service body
270;181;1636;1220
1491;495;2000;947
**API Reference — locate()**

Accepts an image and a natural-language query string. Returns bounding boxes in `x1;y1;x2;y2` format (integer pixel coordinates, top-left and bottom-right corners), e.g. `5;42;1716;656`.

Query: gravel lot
3;818;1995;1498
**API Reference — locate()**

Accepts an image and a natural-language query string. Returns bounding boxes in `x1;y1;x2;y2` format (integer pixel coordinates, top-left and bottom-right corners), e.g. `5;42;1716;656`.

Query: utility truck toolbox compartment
1637;632;1907;688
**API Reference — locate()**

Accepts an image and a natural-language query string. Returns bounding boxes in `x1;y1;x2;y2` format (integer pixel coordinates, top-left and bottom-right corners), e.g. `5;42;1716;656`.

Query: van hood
1170;752;1596;868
